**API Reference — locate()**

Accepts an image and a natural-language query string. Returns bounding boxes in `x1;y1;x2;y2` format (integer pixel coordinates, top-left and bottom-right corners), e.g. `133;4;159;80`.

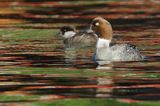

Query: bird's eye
95;22;100;26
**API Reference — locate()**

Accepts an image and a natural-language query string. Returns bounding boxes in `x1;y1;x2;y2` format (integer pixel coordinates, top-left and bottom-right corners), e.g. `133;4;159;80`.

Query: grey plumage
96;44;144;61
64;31;97;47
59;26;97;48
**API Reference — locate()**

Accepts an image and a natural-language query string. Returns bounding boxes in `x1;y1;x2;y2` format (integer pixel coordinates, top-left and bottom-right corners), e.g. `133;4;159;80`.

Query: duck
91;17;144;61
59;26;97;47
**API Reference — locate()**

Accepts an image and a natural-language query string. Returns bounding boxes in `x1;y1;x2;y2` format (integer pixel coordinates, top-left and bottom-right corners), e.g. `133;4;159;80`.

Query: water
0;0;160;105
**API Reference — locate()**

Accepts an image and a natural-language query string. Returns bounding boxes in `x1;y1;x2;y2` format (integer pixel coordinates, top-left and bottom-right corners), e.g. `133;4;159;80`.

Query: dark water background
0;0;159;105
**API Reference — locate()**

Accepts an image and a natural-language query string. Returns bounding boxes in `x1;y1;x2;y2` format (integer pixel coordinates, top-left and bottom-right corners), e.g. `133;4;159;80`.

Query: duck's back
64;32;97;47
110;44;144;61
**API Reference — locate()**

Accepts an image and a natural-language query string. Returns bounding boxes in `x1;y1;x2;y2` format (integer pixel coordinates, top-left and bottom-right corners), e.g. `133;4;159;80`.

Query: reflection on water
0;0;160;105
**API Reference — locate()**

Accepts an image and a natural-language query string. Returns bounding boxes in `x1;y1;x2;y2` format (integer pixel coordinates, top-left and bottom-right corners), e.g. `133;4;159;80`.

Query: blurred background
0;0;159;30
0;0;160;106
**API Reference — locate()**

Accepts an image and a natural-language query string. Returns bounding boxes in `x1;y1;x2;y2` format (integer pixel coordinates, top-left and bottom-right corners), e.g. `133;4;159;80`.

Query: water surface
0;0;160;106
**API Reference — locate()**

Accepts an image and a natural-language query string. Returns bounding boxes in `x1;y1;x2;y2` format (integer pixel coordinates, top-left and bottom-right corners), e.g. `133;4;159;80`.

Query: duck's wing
125;44;146;60
72;32;97;43
111;44;139;52
111;44;144;61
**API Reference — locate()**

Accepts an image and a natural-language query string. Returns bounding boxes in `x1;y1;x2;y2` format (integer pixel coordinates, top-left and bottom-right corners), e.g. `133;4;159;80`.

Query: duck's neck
96;38;111;49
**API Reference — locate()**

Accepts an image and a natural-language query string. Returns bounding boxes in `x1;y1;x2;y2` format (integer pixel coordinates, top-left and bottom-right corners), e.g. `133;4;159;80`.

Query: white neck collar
96;38;111;48
63;31;76;39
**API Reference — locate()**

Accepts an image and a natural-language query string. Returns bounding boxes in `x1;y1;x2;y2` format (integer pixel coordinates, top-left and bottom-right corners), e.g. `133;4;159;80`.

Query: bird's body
90;17;144;62
96;43;143;61
59;26;97;47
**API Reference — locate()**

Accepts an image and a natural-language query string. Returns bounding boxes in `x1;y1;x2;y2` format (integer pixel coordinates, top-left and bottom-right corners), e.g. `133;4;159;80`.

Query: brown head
90;17;113;40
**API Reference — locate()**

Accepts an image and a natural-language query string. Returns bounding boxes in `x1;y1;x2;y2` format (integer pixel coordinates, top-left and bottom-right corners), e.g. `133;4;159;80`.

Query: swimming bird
91;17;144;61
59;26;97;47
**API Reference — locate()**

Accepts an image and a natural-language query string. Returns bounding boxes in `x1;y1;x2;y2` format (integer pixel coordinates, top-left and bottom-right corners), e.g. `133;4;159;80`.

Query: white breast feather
96;38;110;48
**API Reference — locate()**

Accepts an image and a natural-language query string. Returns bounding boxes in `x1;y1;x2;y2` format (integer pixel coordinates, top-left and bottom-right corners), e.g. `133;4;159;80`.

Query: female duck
60;26;97;47
91;17;144;61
